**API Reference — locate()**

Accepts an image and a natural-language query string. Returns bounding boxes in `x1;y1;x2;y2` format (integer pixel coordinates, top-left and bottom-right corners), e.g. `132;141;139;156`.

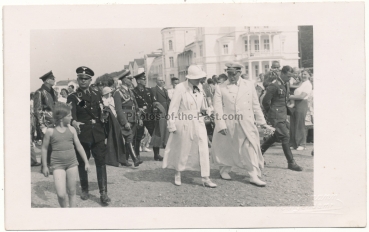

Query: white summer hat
186;65;207;80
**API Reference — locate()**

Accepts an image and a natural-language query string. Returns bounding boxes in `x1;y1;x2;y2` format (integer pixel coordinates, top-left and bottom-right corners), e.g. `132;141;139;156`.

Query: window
169;40;173;50
264;39;269;50
255;65;259;76
254;40;259;51
170;74;174;78
194;52;196;58
246;66;249;74
169;57;174;68
244;40;248;52
265;65;269;73
199;45;203;56
223;44;229;54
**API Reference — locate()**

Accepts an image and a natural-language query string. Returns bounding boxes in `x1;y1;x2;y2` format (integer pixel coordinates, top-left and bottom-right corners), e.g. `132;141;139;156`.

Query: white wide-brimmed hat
186;65;207;80
102;87;113;95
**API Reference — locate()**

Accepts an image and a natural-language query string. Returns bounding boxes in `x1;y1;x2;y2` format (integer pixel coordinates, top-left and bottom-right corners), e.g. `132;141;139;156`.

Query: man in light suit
211;62;275;187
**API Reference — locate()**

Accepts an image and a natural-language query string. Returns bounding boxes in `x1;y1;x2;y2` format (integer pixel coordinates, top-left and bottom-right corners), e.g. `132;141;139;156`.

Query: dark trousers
77;140;107;193
261;121;294;163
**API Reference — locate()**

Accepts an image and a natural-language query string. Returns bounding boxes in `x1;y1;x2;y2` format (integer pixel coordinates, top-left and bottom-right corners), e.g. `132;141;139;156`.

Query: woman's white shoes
174;173;181;186
296;146;305;151
202;179;217;188
249;176;266;187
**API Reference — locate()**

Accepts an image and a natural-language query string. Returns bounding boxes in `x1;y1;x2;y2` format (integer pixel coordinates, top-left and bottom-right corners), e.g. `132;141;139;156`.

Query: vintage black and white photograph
4;2;366;230
29;26;314;208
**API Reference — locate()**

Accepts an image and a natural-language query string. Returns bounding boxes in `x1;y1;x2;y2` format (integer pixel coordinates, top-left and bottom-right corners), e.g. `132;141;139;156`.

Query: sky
30;28;162;91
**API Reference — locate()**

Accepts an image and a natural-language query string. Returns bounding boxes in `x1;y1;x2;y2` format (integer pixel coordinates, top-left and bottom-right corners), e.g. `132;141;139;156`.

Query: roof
146;53;161;58
129;61;134;67
55;80;77;86
134;58;145;66
124;65;129;69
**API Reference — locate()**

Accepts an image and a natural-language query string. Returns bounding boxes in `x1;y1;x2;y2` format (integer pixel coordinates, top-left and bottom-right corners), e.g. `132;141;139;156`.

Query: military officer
66;66;111;204
132;72;160;160
261;65;303;171
113;70;143;167
33;71;57;169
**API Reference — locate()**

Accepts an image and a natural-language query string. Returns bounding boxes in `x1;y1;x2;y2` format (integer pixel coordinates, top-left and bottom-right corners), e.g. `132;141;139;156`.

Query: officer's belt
81;119;101;125
122;106;135;110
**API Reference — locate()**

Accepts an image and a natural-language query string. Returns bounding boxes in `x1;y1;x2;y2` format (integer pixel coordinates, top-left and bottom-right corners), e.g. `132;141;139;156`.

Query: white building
174;26;300;81
161;27;197;87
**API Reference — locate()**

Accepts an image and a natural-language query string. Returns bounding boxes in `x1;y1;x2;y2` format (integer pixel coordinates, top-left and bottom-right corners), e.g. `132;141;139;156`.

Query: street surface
31;141;314;208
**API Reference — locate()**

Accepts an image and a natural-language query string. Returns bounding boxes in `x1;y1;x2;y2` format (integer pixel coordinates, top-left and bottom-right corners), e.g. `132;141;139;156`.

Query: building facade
175;26;300;81
161;27;197;87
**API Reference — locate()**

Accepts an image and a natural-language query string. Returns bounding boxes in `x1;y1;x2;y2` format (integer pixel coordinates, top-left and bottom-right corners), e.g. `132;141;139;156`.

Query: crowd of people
30;60;314;207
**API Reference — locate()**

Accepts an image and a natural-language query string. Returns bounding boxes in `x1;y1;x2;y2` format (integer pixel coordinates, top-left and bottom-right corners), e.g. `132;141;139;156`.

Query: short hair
53;102;72;125
171;77;179;82
281;66;294;74
218;74;228;81
61;88;68;95
68;85;75;89
212;75;217;78
30;92;34;100
207;78;214;84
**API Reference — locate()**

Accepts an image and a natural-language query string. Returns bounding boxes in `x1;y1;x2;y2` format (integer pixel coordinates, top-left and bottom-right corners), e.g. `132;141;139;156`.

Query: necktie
193;85;200;93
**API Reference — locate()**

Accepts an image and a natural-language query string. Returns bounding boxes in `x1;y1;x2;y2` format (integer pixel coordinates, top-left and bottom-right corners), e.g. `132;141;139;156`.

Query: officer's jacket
113;86;140;126
262;79;290;123
66;87;106;143
33;84;57;128
132;86;158;120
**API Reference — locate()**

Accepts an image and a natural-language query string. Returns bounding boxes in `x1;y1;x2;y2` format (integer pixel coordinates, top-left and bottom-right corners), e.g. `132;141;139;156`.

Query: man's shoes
31;162;41;167
80;191;89;200
174;173;181;186
100;193;110;204
154;155;163;161
142;147;152;152
220;167;231;180
249;175;266;187
296;146;305;151
120;162;132;167
288;161;303;171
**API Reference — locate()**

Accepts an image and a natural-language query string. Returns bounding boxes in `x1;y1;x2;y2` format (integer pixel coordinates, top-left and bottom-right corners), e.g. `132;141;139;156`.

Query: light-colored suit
163;81;210;177
211;78;266;177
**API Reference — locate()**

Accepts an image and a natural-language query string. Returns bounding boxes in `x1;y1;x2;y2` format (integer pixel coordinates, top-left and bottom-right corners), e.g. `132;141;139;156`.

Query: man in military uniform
261;65;303;171
33;71;57;169
132;72;160;161
113;70;143;167
263;60;281;88
66;66;111;204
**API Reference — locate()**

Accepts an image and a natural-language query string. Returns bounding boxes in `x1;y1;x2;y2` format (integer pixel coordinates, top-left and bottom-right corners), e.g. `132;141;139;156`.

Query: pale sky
30;28;162;91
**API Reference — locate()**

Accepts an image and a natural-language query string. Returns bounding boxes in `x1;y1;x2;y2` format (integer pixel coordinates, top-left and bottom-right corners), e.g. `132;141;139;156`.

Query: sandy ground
31;139;314;208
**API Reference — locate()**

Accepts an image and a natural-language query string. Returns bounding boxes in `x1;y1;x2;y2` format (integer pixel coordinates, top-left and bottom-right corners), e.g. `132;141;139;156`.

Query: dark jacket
132;86;157;121
151;86;171;113
262;80;290;126
104;107;127;167
66;87;106;143
33;84;57;128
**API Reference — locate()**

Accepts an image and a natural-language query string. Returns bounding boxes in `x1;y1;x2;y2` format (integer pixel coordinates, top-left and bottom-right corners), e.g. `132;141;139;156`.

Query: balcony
249;50;282;57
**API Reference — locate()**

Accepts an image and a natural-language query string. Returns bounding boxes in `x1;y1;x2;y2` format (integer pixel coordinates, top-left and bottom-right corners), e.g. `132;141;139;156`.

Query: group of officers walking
32;60;304;205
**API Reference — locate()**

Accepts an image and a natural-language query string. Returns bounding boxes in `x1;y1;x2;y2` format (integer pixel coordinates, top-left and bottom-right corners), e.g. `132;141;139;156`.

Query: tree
298;26;314;68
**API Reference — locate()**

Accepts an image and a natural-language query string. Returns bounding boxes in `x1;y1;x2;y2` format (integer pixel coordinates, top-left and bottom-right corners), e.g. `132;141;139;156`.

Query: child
102;87;116;117
41;102;90;208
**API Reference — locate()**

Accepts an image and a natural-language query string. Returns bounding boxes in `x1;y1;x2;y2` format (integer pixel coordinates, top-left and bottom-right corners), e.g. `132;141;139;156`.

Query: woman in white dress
163;65;216;188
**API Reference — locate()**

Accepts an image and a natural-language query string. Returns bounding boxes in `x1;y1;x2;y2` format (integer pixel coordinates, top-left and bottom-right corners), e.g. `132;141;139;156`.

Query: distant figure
217;73;228;84
241;74;249;80
211;75;218;85
167;77;179;100
58;88;68;103
68;85;75;94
